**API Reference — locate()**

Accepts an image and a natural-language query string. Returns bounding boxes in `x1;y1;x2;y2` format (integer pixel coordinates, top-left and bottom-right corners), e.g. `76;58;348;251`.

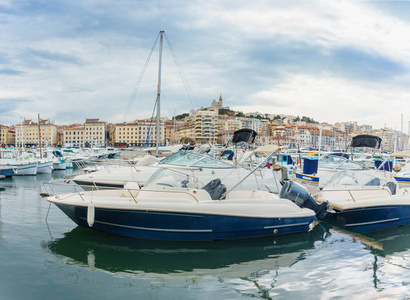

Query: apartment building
114;119;165;147
15;119;58;147
194;109;217;144
84;118;106;147
63;124;85;147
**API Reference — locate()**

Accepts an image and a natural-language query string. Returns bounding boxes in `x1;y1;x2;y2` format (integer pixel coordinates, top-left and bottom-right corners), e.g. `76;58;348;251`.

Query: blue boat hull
0;167;14;177
327;205;410;233
55;203;315;241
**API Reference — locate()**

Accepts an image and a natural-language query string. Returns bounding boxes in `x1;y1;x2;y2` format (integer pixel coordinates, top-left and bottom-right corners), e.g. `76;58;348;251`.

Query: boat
46;167;316;240
36;158;54;174
0;149;37;176
293;135;391;193
389;150;410;187
0;165;14;177
281;170;410;233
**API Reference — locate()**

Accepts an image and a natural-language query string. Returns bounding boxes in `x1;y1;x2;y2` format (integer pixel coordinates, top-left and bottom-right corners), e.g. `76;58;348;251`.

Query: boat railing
42;181;203;203
73;158;139;174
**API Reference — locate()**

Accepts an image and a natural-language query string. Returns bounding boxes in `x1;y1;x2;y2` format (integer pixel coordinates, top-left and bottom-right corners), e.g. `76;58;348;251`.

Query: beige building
84;118;106;147
63;124;85;147
0;125;10;147
15;119;58;147
114;119;165;147
175;123;195;144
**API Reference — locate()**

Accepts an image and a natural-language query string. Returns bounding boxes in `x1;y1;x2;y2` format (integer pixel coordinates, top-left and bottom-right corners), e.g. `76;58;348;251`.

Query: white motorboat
0;149;37;176
69;150;284;194
46;168;316;240
281;170;410;233
37;158;54;174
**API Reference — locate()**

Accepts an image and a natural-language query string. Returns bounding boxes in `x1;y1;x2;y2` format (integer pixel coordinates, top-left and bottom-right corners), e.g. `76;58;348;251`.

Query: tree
174;113;189;120
219;108;235;115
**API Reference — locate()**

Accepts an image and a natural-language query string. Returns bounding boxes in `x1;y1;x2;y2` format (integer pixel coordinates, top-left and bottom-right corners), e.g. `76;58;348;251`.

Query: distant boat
0;165;14;177
0;149;37;176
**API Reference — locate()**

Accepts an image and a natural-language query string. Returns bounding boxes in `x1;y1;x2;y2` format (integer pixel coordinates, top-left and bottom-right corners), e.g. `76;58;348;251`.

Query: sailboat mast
38;114;43;159
156;31;164;157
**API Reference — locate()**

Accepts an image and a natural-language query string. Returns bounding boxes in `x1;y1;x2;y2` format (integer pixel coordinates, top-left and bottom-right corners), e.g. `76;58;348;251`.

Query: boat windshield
159;151;234;169
325;170;388;188
144;168;202;189
319;155;367;170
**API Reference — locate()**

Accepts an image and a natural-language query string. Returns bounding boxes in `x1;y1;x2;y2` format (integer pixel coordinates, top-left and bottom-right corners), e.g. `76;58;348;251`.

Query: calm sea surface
1;168;410;299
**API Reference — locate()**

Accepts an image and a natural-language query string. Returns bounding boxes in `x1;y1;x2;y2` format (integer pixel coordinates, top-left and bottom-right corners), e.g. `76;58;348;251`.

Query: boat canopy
325;170;390;189
351;135;382;149
390;150;410;158
253;144;279;155
232;129;257;144
319;155;368;170
159;151;235;169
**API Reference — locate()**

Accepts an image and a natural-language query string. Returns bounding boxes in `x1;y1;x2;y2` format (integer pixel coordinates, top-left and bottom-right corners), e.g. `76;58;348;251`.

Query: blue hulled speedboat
283;170;410;233
46;168;316;241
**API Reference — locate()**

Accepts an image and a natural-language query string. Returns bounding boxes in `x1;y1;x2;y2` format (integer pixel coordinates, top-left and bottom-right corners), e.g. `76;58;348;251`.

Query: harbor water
0;169;410;299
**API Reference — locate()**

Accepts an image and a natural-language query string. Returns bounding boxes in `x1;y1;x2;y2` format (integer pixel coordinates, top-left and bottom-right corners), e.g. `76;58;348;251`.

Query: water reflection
44;225;327;279
365;225;410;255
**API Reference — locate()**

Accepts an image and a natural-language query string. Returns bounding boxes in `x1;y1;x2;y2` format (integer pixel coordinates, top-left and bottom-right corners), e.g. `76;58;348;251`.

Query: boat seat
202;178;227;200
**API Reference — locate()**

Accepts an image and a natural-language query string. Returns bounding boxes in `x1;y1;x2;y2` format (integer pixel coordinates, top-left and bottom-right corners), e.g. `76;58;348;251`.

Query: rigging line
122;32;161;123
145;96;158;147
161;93;172;118
164;33;197;111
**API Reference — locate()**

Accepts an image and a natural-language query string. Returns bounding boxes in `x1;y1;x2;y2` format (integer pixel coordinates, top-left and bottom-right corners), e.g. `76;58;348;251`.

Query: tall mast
38;114;43;159
156;31;164;157
20;117;24;150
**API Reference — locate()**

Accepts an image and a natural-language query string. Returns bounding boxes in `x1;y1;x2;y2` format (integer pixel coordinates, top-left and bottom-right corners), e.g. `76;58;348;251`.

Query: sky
1;0;410;131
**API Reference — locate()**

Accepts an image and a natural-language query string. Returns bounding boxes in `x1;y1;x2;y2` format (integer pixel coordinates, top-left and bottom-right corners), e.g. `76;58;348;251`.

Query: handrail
42;181;201;202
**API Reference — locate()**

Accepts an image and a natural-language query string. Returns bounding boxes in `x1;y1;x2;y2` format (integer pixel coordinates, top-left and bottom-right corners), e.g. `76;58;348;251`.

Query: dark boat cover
351;135;381;149
232;129;257;144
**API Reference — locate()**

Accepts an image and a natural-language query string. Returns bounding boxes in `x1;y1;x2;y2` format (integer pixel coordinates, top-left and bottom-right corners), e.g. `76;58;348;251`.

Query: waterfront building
15;119;58;147
63;124;85;147
194;108;217;144
175;123;195;144
85;118;106;147
114;119;164;147
0;125;12;147
114;122;139;147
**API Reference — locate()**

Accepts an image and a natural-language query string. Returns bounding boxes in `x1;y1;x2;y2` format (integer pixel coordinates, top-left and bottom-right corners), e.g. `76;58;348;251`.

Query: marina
2;2;410;298
1;161;410;298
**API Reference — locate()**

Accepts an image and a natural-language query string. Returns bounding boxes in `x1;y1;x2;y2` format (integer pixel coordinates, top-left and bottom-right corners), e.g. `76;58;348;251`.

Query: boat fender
87;203;95;227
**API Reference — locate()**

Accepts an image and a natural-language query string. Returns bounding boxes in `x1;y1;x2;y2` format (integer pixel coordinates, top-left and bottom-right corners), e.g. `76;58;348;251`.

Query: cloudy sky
1;0;410;131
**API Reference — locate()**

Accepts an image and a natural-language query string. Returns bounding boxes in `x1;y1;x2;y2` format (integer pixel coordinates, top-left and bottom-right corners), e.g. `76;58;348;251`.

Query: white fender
87;203;95;227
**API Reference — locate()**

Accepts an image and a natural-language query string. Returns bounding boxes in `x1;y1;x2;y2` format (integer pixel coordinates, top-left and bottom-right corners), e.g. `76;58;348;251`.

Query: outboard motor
280;181;329;220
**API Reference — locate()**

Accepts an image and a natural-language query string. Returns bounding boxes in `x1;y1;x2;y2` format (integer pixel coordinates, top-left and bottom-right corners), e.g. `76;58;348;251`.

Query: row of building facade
0;97;408;152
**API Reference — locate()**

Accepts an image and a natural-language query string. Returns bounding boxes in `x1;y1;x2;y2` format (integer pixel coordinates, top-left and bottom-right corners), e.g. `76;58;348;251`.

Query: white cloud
232;73;410;129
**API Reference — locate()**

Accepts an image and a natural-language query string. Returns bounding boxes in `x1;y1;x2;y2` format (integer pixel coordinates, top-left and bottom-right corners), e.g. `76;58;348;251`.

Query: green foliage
218;108;235;115
301;116;317;123
174;113;189;120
